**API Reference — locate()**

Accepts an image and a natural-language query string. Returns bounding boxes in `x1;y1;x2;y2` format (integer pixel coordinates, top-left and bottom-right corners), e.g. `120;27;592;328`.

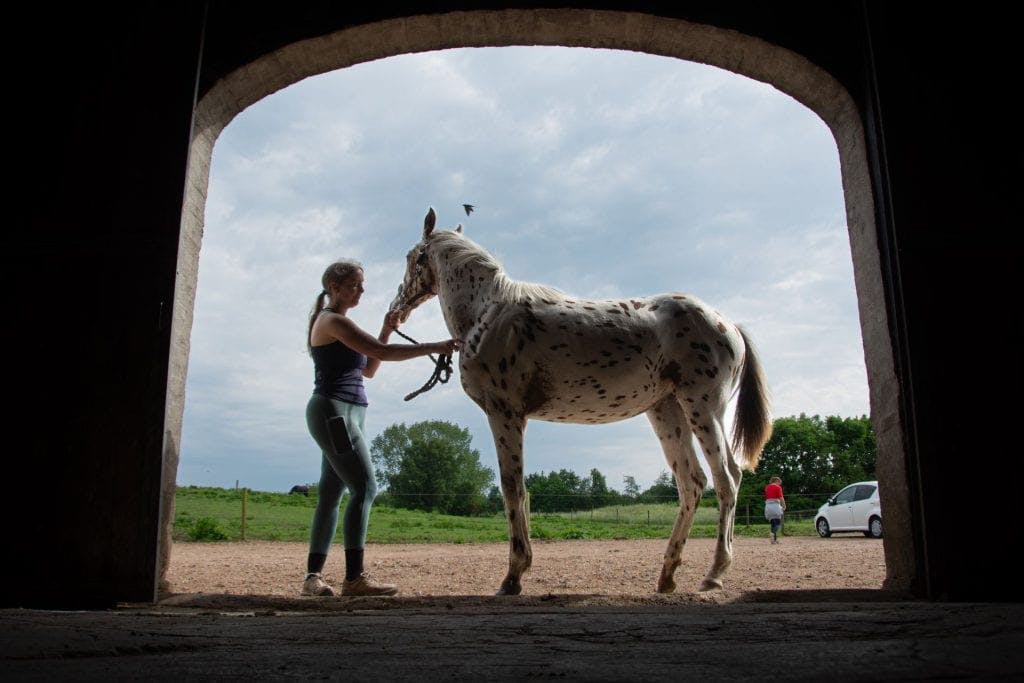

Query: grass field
174;486;815;543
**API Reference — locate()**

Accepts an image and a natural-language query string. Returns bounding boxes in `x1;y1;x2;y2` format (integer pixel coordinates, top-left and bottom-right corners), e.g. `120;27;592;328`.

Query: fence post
745;502;750;528
647;509;650;525
241;488;247;541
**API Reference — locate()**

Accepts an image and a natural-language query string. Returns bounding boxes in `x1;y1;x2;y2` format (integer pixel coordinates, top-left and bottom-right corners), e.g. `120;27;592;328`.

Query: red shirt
765;483;783;499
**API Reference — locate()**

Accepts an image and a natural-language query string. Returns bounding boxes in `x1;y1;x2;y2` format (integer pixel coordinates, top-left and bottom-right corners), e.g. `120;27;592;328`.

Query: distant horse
390;209;772;594
289;485;310;496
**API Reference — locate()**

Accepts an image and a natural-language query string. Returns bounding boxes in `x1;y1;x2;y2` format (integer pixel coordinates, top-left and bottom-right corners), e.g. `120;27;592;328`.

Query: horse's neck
434;254;503;339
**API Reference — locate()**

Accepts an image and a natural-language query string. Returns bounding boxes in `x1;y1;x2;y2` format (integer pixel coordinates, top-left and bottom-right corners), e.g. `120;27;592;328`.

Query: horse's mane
430;231;565;304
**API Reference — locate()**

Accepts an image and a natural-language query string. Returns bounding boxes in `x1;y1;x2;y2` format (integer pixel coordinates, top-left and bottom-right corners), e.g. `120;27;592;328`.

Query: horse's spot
672;295;687;300
694;368;704;376
517;338;525;351
609;403;620;408
717;322;727;332
619;302;629;312
510;353;517;367
698;354;708;363
661;361;683;385
649;304;660;311
675;332;685;337
675;427;682;438
498;358;508;373
597;389;607;395
500;379;507;390
631;300;646;309
583;306;596;311
522;372;550;415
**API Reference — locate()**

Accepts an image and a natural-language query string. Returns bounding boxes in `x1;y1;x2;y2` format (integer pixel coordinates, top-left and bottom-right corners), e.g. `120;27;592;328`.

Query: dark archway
9;4;1017;608
162;9;912;594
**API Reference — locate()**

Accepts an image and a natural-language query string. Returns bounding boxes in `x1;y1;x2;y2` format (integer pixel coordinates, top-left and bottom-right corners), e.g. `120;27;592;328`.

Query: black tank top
310;340;368;406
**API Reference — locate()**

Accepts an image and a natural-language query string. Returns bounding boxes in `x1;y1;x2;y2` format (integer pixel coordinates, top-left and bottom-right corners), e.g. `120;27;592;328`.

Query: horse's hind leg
646;396;706;593
693;407;743;591
485;411;531;595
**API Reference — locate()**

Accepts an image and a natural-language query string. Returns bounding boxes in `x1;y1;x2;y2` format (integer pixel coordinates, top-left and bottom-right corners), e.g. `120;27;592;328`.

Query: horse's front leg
486;409;530;595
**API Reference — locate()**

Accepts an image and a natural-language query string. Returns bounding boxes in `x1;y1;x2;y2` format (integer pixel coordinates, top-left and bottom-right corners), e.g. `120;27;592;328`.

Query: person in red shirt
764;476;786;544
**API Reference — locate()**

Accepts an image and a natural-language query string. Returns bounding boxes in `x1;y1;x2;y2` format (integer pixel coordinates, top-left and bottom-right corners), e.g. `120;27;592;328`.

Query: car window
834;486;857;504
854;484;877;501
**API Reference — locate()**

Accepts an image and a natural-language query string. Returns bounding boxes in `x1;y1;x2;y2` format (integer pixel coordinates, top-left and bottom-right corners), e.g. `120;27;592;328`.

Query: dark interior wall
2;2;1018;606
4;4;205;606
861;6;1021;600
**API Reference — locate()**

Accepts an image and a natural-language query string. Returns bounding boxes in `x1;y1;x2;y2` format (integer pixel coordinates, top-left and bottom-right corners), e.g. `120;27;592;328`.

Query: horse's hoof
496;578;522;596
657;579;676;594
699;578;724;592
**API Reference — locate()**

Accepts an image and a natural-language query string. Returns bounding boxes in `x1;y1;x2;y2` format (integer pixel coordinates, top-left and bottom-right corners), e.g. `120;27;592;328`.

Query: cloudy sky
178;46;868;494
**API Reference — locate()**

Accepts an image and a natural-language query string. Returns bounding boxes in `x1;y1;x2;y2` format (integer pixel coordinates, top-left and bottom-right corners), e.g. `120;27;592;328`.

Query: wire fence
175;486;834;541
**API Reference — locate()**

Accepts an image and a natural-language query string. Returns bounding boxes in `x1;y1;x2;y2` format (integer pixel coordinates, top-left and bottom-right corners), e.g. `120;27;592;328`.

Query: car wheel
868;516;883;539
816;517;831;538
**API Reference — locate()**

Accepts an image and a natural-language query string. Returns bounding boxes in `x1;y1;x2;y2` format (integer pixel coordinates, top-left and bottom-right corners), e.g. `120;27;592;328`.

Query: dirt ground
166;535;885;597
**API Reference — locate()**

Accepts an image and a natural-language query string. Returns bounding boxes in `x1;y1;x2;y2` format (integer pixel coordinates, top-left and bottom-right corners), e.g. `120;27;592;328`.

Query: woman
302;259;461;597
764;476;786;544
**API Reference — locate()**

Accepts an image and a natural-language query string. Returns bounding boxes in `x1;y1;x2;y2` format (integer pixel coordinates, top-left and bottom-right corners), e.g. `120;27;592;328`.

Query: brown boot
341;572;399;596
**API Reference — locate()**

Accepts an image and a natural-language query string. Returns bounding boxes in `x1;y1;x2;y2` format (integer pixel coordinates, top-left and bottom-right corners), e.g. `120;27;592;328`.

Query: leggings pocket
326;415;355;455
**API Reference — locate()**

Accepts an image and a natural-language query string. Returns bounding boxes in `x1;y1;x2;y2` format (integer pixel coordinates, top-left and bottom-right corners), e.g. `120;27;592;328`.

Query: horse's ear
455;223;463;233
424;208;436;238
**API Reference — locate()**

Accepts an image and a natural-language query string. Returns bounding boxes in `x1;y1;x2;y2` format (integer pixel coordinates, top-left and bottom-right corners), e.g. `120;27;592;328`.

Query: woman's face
332;270;365;309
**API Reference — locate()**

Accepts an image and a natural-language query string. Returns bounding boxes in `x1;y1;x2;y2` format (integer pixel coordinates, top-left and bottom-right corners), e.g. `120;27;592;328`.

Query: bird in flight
463;204;475;216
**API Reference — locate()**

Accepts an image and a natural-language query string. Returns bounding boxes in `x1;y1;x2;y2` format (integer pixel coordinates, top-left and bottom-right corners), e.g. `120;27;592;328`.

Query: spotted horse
390;209;773;595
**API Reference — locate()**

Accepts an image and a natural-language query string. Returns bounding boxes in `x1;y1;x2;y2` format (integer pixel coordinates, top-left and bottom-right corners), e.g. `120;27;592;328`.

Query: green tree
525;469;586;512
639;471;678;503
739;414;876;514
622;475;640;501
370;420;494;516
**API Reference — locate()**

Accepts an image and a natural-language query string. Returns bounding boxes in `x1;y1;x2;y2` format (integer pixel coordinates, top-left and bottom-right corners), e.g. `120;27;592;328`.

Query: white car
815;480;883;539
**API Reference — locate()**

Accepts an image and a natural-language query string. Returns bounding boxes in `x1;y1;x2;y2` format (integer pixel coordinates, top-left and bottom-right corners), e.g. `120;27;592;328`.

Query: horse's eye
416;252;428;266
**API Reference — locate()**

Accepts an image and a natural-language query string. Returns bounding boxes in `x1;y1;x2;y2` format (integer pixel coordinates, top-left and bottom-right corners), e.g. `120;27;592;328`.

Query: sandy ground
166;535;885;597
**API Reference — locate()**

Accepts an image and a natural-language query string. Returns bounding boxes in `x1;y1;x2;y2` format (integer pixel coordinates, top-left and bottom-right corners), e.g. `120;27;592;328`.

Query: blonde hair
307;259;363;352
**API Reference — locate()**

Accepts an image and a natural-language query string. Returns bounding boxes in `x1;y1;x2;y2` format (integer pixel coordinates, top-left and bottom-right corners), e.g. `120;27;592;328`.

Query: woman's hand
435;339;463;355
383;309;403;332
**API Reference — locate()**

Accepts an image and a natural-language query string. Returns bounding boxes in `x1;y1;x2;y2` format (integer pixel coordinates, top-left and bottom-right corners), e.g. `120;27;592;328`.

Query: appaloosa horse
390;209;772;594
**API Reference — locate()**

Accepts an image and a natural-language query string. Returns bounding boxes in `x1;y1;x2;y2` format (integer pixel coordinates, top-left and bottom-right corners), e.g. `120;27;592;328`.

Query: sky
178;46;868;494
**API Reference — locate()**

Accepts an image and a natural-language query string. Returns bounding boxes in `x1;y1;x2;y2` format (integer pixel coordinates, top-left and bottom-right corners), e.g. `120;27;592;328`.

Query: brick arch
163;9;911;592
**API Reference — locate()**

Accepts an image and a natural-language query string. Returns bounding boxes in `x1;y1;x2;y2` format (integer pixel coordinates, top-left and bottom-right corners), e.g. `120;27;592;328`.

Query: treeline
367;415;875;517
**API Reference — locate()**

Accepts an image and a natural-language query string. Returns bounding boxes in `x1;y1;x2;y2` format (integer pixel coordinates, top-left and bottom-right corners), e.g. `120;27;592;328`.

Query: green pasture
173;486;814;543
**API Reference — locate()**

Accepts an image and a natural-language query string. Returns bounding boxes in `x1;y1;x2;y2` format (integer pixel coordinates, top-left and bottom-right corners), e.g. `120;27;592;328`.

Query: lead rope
392;328;453;401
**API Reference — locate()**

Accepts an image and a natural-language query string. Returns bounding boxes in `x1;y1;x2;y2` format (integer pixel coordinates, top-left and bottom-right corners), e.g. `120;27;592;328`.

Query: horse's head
389;207;462;321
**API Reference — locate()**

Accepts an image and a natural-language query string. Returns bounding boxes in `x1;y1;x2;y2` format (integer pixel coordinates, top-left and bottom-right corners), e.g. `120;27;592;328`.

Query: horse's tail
732;326;772;471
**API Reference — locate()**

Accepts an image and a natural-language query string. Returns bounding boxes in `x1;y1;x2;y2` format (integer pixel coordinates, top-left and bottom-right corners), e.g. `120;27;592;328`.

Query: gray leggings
305;395;377;553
